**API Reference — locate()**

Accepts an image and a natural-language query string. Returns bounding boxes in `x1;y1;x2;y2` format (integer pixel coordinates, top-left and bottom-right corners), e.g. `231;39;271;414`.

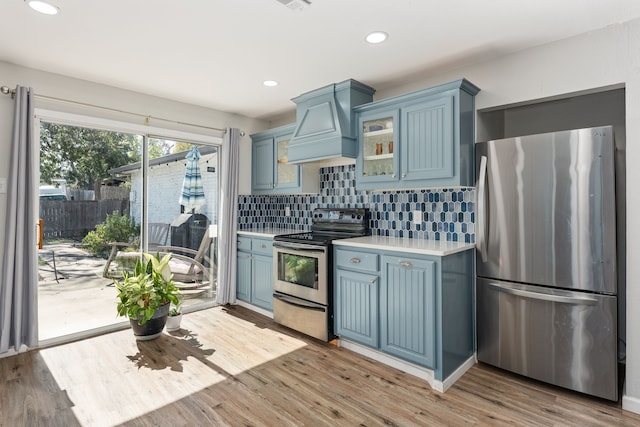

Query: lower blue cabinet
236;236;273;311
335;269;379;347
334;244;473;382
381;255;436;368
252;254;274;309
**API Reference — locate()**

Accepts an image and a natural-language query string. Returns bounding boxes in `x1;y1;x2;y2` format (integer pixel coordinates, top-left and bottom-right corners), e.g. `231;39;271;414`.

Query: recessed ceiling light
365;31;388;44
263;80;279;87
26;0;59;15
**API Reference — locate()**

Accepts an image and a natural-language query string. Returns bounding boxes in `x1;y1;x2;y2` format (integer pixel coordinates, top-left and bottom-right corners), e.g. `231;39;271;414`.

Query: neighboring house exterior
108;146;219;230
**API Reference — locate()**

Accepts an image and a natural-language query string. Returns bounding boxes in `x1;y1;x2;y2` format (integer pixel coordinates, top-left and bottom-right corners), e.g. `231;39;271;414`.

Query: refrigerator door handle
476;155;488;262
487;282;597;305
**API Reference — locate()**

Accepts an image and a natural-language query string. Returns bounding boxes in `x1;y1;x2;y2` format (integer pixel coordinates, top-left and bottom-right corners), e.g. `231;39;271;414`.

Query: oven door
273;241;328;305
273;293;330;341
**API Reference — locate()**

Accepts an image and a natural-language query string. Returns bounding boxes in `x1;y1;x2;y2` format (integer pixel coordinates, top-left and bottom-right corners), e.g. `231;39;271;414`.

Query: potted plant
115;253;181;340
165;301;183;332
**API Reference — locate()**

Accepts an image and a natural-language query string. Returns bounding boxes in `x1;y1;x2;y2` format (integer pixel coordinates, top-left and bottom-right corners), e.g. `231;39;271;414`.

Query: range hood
287;79;375;164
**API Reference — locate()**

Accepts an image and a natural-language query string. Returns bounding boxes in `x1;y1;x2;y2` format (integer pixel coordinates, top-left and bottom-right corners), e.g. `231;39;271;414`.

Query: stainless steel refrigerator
475;126;618;401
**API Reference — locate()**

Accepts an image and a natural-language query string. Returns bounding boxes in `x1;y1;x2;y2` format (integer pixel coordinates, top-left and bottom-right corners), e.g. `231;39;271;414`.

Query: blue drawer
335;248;379;273
252;238;273;256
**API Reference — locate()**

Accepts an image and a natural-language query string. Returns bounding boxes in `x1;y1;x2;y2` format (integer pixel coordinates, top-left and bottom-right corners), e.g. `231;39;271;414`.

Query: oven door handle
273;241;327;253
273;293;326;312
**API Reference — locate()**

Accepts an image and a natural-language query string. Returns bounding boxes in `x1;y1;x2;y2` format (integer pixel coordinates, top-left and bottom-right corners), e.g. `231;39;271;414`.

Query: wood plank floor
1;305;638;426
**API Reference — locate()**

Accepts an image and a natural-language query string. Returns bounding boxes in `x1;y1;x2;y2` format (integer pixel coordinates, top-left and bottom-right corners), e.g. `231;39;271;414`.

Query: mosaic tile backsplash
238;164;475;243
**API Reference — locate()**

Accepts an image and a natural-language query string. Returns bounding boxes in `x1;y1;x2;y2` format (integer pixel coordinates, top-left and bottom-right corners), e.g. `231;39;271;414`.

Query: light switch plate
0;177;6;194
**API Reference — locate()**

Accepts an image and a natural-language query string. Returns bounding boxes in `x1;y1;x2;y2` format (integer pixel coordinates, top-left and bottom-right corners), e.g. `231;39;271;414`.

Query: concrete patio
37;243;215;342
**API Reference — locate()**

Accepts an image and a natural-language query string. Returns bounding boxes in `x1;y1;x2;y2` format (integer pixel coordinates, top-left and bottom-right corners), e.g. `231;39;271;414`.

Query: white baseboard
622;389;640;415
338;339;476;392
339;339;437;389
441;354;476;391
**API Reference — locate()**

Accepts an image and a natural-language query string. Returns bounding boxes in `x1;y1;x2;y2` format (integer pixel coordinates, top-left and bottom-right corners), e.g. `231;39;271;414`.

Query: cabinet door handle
402;173;406;178
369;278;377;284
350;258;361;264
399;261;412;267
392;174;397;178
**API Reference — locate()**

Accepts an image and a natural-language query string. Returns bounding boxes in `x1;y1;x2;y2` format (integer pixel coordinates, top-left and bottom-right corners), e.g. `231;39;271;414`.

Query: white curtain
216;128;240;305
0;86;38;353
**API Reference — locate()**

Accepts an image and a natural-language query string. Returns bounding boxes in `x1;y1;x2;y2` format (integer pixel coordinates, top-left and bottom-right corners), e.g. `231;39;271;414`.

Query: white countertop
237;228;301;238
334;236;475;256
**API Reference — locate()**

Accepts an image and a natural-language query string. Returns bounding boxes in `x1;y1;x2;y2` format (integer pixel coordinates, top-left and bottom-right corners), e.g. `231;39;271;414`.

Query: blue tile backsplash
238;164;475;243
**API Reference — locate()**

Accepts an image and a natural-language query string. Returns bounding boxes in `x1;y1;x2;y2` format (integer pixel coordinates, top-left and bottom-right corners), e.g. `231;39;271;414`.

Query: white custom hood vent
287;79;375;164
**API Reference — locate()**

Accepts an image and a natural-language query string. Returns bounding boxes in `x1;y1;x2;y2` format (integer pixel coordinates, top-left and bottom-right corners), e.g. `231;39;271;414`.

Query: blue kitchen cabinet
354;78;479;190
401;96;454;182
251;124;301;194
236;236;252;301
236;236;273;311
355;108;400;184
334;248;380;347
333;244;474;383
252;254;273;309
335;269;379;347
381;255;436;368
251;136;275;192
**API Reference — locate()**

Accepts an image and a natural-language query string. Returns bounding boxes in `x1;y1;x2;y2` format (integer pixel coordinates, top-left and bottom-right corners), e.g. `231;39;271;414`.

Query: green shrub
82;211;139;258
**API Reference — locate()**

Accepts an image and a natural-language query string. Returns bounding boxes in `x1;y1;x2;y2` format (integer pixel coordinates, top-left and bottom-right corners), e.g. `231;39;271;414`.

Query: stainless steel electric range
272;208;369;341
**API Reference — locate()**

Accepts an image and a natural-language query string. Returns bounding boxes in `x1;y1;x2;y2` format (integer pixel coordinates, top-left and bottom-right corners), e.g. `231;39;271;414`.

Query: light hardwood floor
1;305;638;426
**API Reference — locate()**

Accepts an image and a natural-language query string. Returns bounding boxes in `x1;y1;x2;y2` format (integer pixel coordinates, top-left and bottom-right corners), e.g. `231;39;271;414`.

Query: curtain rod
0;85;245;136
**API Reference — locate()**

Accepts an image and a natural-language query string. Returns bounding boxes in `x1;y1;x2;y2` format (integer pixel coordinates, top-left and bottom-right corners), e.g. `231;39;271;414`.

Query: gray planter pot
129;302;170;340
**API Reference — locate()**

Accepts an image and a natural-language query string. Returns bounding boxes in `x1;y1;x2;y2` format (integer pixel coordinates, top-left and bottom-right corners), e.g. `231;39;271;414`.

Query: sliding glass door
37;119;219;343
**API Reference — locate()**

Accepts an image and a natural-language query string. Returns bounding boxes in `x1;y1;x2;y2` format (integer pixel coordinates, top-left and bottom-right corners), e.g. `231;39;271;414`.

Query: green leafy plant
82;211;139;258
169;301;182;317
115;253;181;325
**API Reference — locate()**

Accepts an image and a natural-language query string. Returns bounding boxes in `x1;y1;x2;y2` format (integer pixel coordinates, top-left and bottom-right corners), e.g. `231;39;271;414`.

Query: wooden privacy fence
40;199;130;241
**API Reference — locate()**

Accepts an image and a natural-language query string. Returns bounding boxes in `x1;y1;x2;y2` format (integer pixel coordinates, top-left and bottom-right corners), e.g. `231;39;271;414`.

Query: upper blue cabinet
251;124;303;194
355;79;480;190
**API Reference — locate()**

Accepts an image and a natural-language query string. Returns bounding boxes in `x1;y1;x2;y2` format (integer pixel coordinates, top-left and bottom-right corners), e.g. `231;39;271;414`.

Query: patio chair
103;225;216;292
157;227;216;284
102;222;170;278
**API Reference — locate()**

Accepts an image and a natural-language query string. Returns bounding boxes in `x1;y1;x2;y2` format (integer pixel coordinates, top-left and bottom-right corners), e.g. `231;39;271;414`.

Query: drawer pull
350;258;361;264
399;261;412;268
261;244;267;248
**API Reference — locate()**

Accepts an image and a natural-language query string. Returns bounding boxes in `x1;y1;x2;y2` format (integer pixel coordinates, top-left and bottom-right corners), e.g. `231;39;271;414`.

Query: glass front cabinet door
356;109;399;184
275;134;298;189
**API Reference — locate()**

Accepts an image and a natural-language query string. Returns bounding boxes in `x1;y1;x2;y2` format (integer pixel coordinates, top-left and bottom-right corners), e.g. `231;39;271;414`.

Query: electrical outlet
285;206;291;217
413;210;422;226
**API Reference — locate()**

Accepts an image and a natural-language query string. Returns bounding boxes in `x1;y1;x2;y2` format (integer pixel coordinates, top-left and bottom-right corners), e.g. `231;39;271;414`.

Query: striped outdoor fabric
179;147;206;212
